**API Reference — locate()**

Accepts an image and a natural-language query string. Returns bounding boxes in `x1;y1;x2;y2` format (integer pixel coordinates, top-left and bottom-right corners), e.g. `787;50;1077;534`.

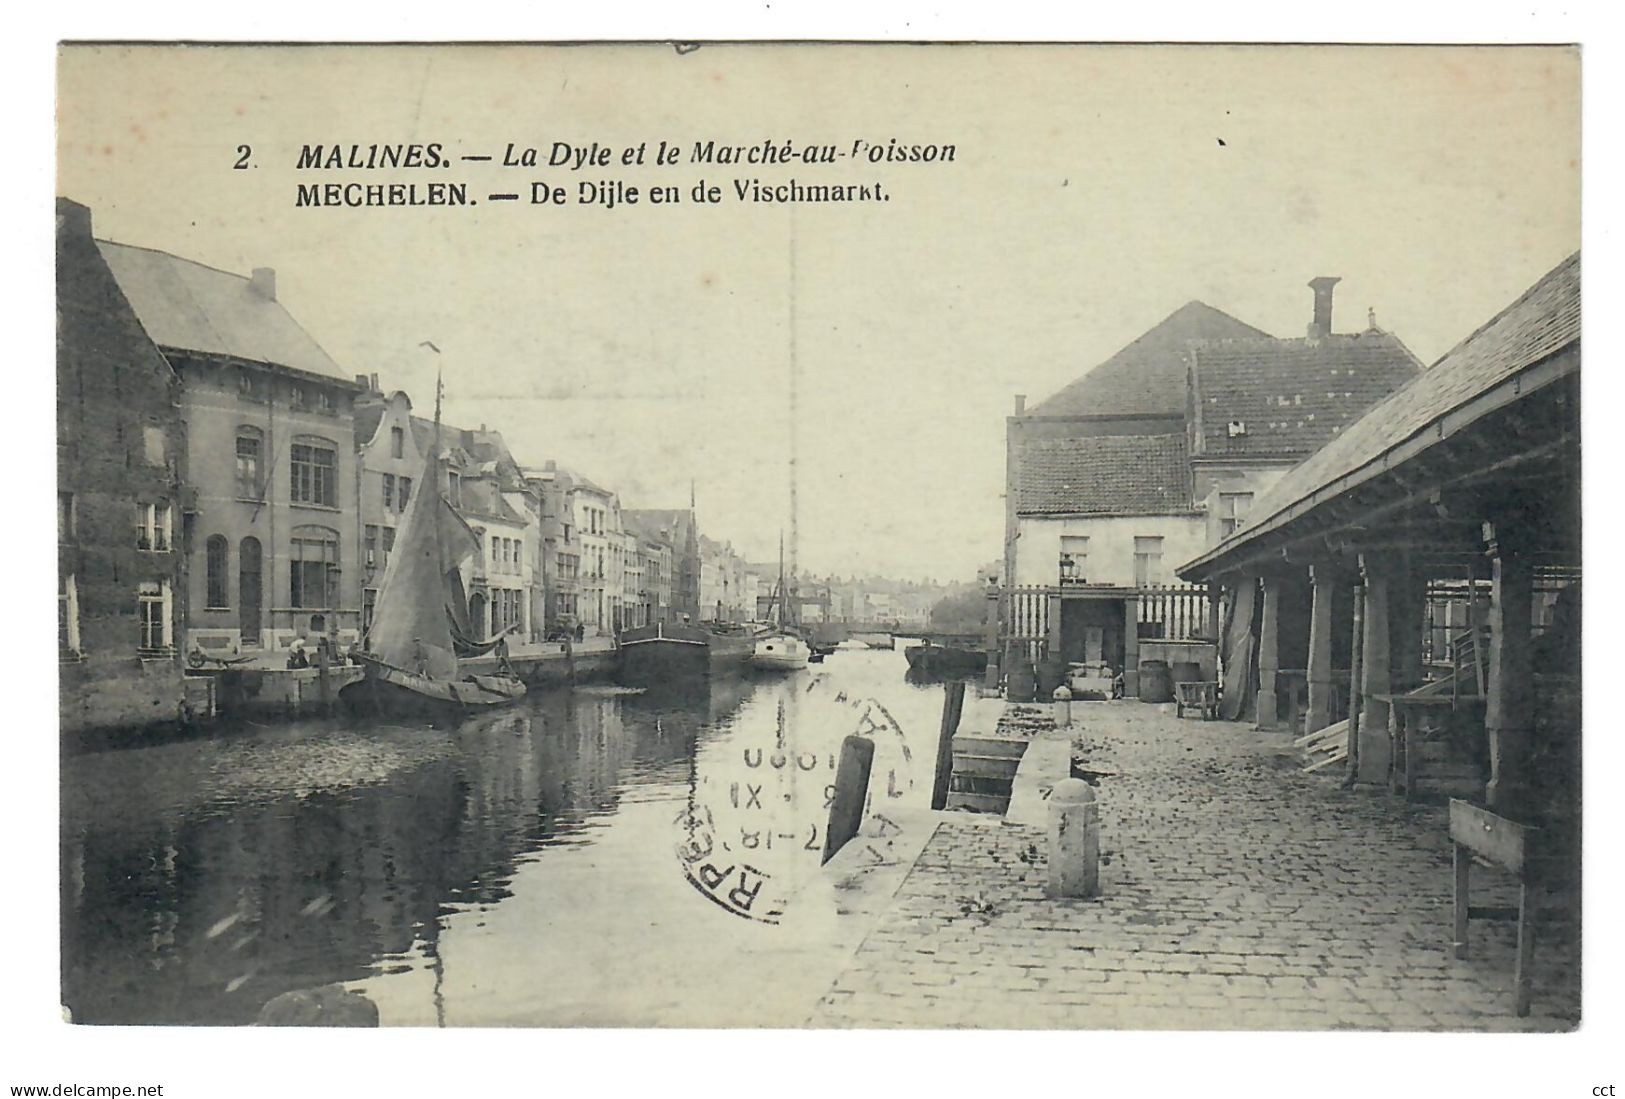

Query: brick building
524;462;581;635
57;198;188;735
623;508;700;624
351;385;423;638
411;418;541;643
96;234;366;656
1005;278;1422;692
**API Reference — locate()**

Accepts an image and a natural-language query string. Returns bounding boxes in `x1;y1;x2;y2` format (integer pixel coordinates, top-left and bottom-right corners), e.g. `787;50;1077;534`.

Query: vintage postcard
52;39;1580;1057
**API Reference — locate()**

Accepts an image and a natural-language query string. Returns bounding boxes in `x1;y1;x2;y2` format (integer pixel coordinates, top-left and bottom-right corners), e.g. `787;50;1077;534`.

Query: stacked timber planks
1296;719;1349;773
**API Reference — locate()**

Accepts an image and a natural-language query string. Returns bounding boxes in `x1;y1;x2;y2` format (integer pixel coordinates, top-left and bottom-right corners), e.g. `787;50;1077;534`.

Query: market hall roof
1188;329;1425;460
1179;251;1581;578
1029;301;1268;418
95;240;350;383
1016;433;1195;516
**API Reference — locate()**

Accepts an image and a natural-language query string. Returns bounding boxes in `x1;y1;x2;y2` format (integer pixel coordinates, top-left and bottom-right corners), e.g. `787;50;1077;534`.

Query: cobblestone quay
810;702;1579;1031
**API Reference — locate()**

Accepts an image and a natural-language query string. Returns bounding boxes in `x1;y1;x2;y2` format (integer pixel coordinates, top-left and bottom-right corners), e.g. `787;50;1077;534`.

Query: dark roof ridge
1025;430;1184;448
1188;328;1405;347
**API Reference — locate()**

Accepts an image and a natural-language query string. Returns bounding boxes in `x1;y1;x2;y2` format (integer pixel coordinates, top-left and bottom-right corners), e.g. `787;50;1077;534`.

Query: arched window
205;535;229;609
290;525;340;608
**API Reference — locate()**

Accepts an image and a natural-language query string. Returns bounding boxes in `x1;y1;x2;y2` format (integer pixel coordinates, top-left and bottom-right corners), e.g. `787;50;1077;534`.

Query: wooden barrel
1037;659;1069;699
1139;659;1173;703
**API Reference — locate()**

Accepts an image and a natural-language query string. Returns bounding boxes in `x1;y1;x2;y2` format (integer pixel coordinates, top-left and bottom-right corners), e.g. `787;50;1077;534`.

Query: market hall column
1391;556;1428;695
1305;563;1337;734
1256;575;1281;729
1356;553;1393;786
1483;520;1534;815
1123;594;1140;699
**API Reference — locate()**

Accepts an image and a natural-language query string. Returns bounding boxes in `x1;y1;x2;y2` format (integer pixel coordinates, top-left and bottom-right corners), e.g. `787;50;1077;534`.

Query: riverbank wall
65;644;621;751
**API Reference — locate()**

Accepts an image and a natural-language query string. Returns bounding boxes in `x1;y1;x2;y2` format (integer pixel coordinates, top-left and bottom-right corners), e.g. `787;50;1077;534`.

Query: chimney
371;372;380;392
1307;276;1340;339
544;459;557;471
56;197;93;241
354;374;370;389
1014;394;1026;415
249;267;277;301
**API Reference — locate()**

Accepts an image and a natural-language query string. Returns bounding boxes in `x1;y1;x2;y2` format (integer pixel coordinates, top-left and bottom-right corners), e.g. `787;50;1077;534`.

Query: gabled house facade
1184;279;1424;547
571;477;621;637
1005;279;1423;693
524;462;581;634
622;511;675;628
96;231;366;657
623;508;700;624
408;416;541;643
352;384;423;639
57;198;189;735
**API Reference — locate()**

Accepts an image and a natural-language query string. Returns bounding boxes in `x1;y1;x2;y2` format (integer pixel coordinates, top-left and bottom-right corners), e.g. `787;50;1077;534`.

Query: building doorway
239;536;262;646
468;591;487;641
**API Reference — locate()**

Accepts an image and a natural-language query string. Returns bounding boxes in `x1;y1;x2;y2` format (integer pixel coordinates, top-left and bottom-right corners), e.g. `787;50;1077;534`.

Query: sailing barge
341;383;526;718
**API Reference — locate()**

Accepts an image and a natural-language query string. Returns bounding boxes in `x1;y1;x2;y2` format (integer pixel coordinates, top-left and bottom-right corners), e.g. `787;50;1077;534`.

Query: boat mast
432;360;446;580
777;531;786;627
787;232;799;631
421;339;447;582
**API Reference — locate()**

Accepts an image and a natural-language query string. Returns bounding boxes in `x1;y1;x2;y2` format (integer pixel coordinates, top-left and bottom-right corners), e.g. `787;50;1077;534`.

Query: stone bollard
1052;683;1073;727
1046;778;1099;898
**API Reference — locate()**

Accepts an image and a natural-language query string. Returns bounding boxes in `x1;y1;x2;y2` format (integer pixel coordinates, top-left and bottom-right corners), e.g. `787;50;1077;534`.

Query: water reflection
61;648;944;1026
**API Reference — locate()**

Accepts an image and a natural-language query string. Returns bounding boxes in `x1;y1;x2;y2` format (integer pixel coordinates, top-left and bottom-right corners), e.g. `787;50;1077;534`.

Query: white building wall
1191;464;1295;548
1013;513;1208;588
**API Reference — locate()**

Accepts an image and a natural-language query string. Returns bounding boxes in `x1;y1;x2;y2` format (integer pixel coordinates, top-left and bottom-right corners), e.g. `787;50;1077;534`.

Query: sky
56;43;1579;583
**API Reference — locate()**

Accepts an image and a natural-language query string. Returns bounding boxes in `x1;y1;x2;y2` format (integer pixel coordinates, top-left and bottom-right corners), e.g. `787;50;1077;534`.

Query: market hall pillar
1306;563;1337;734
1356;553;1393;786
1257;575;1282;729
1391;557;1428;694
1123;595;1140;699
1483;521;1534;816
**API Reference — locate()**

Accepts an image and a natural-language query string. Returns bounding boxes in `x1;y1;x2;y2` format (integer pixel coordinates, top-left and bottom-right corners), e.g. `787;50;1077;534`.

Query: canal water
60;644;952;1027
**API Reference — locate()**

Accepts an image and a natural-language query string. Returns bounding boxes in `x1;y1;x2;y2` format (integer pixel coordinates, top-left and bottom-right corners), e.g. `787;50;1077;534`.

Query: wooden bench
1449;799;1539;1016
1174;680;1219;720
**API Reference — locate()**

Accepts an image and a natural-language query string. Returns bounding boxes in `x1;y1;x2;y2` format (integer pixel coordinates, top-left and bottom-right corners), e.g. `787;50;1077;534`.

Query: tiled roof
353;402;387;448
1017;433;1194;515
1190;330;1424;459
624;508;694;546
458;490;527;527
1193;252;1580;564
95;241;349;381
1030;301;1268;417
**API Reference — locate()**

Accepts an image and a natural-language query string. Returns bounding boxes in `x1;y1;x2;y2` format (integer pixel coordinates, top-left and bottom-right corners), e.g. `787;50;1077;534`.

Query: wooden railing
995;581;1213;664
1136;583;1215;642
